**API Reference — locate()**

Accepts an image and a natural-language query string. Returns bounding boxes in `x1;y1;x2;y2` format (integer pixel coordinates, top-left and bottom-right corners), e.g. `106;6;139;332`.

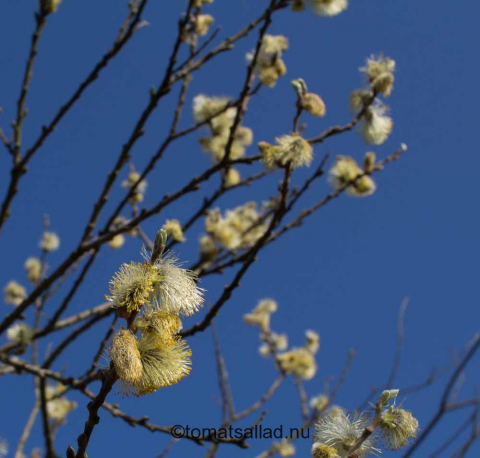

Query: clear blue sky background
1;1;479;457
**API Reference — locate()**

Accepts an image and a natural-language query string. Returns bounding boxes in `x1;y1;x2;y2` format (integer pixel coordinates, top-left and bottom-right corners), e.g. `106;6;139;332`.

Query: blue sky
1;0;479;457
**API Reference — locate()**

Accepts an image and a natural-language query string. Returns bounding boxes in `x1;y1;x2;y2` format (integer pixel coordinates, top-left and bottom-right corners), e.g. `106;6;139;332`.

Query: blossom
163;219;185;243
305;329;320;354
380;406;419;450
105;262;159;314
195;14;214;36
0;437;7;458
193;95;231;124
24;257;42;283
277;347;317;380
45;384;77;423
121;170;148;202
43;0;62;14
247;35;289;87
7;322;34;345
360;54;396;96
40;231;60;252
357;101;393;145
108;234;126;249
135;310;182;339
150;252;204;317
301;93;327;117
310;394;330;411
4;280;27;306
313;410;380;457
200;125;252;163
363;151;376;173
199;235;219;260
131;334;192;396
244;299;278;331
109;329;143;385
349;89;373;114
204;202;268;251
309;0;348;17
259;332;288;357
194;95;253;163
252;35;289;65
194;0;213;6
259;135;313;169
311;444;340;458
224;168;241;188
272;440;296;456
114;306;192;397
212;219;242;249
328;156;376;197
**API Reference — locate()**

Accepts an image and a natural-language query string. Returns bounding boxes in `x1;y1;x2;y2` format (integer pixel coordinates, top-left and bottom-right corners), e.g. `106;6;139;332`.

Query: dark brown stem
73;369;118;458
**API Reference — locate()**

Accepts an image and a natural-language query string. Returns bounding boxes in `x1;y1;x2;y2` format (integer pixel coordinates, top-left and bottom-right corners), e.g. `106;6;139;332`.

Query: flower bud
363;151;376;173
301;93;326;117
110;330;143;385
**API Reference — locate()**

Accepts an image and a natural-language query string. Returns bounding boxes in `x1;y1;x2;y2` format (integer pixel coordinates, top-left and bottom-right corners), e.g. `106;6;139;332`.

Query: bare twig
402;333;480;458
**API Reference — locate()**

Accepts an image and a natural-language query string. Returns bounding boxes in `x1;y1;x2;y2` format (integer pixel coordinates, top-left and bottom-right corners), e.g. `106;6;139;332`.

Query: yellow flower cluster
247;35;289;87
243;299;278;332
361;54;396;97
3;280;27;306
202;202;269;253
106;239;203;396
162;219;185;243
182;14;215;45
45;384;77;424
24;257;42;283
380;406;419;450
244;300;320;381
292;0;348;17
272;440;296;456
350;54;396;145
110;312;191;397
327;154;377;197
194;95;253;163
40;231;60;252
106;262;159;314
259;135;313;169
277;344;317;380
291;78;327;118
121;168;148;203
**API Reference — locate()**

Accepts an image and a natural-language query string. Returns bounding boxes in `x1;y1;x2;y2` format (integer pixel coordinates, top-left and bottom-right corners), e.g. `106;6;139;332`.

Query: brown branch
93;393;249;448
307;92;377;145
0;303;112;355
39;377;57;458
0;353;92;389
181;162;293;338
346;401;383;458
0;10;47;230
73;368;119;458
12;11;47;160
0;0;149;233
79;0;197;243
166;169;269;253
